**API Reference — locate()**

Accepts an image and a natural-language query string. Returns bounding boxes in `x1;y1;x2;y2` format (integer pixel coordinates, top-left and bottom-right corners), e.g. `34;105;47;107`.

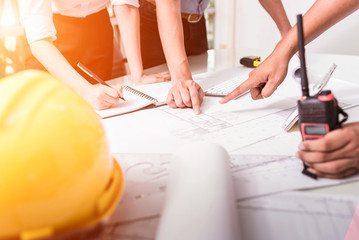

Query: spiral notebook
97;66;257;118
96;83;172;118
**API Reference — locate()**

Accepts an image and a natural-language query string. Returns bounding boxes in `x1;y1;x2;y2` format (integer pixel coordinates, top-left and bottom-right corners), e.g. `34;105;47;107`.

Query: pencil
77;62;125;101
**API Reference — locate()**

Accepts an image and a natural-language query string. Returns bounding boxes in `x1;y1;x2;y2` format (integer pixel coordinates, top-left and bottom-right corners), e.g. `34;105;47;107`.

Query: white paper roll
156;142;239;240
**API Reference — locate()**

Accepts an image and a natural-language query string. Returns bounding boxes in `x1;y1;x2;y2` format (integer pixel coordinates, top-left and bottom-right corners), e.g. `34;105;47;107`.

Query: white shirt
19;0;139;44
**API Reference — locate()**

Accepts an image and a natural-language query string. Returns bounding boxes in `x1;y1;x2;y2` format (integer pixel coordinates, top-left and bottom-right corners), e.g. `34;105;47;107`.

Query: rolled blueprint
156;142;239;240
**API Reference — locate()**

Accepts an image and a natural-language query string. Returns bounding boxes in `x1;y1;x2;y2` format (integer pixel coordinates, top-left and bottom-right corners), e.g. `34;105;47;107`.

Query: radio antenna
297;14;310;97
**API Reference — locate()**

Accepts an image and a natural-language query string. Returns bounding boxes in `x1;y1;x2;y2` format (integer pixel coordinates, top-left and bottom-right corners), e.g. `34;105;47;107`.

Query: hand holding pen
77;63;125;110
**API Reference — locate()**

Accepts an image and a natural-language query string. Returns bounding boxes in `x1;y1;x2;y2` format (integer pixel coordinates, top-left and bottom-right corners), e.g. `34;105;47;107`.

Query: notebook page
133;82;172;105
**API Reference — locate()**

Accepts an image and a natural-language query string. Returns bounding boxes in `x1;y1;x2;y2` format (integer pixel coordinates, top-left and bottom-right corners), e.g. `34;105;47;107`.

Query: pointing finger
189;85;202;115
220;78;257;104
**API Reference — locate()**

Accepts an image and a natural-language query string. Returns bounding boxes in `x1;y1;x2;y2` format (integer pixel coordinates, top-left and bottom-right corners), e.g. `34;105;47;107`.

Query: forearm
113;5;144;81
221;0;359;104
258;0;291;37
275;0;359;59
300;0;359;45
155;0;192;82
30;39;91;95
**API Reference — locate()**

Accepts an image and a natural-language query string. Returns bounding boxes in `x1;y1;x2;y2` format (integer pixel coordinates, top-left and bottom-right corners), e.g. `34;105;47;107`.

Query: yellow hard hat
0;70;124;240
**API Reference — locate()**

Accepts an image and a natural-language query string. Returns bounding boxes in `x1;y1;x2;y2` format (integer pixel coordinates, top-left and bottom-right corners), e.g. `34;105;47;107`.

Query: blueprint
157;96;295;153
237;191;358;240
92;192;358;240
102;78;359;155
107;152;359;224
98;68;359;239
102;93;297;154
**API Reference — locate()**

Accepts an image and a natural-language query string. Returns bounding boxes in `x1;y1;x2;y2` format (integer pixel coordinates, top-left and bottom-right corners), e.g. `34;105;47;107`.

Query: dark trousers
25;9;114;83
139;0;208;69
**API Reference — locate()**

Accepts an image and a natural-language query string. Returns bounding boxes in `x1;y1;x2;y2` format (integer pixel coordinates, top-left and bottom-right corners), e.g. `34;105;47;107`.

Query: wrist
275;35;298;61
171;72;193;84
168;59;192;84
172;78;193;86
131;71;144;84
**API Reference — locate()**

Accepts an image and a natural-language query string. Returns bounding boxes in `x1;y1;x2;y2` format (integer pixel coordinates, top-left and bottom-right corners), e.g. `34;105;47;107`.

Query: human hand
83;85;124;110
220;49;291;104
296;122;359;179
134;72;171;85
167;79;204;115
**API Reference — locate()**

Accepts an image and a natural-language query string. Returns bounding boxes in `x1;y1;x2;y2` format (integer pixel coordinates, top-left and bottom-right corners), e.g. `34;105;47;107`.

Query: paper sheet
98;66;359;239
230;154;359;200
100;78;359;223
237;191;358;240
95;191;358;240
102;62;359;152
107;152;359;224
102;93;297;154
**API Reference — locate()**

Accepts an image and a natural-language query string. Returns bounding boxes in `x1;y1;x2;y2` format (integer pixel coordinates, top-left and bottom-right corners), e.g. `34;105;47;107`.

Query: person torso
51;0;109;17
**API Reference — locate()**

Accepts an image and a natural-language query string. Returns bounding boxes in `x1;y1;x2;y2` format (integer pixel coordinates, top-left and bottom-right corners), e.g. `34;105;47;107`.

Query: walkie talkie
296;14;348;179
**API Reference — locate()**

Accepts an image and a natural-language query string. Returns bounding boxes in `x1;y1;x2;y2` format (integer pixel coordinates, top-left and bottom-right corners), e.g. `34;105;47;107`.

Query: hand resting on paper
296;122;359;179
134;72;171;85
167;79;204;115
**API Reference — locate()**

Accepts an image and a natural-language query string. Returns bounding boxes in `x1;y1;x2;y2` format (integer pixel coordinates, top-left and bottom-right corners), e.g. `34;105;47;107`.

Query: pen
77;62;125;101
